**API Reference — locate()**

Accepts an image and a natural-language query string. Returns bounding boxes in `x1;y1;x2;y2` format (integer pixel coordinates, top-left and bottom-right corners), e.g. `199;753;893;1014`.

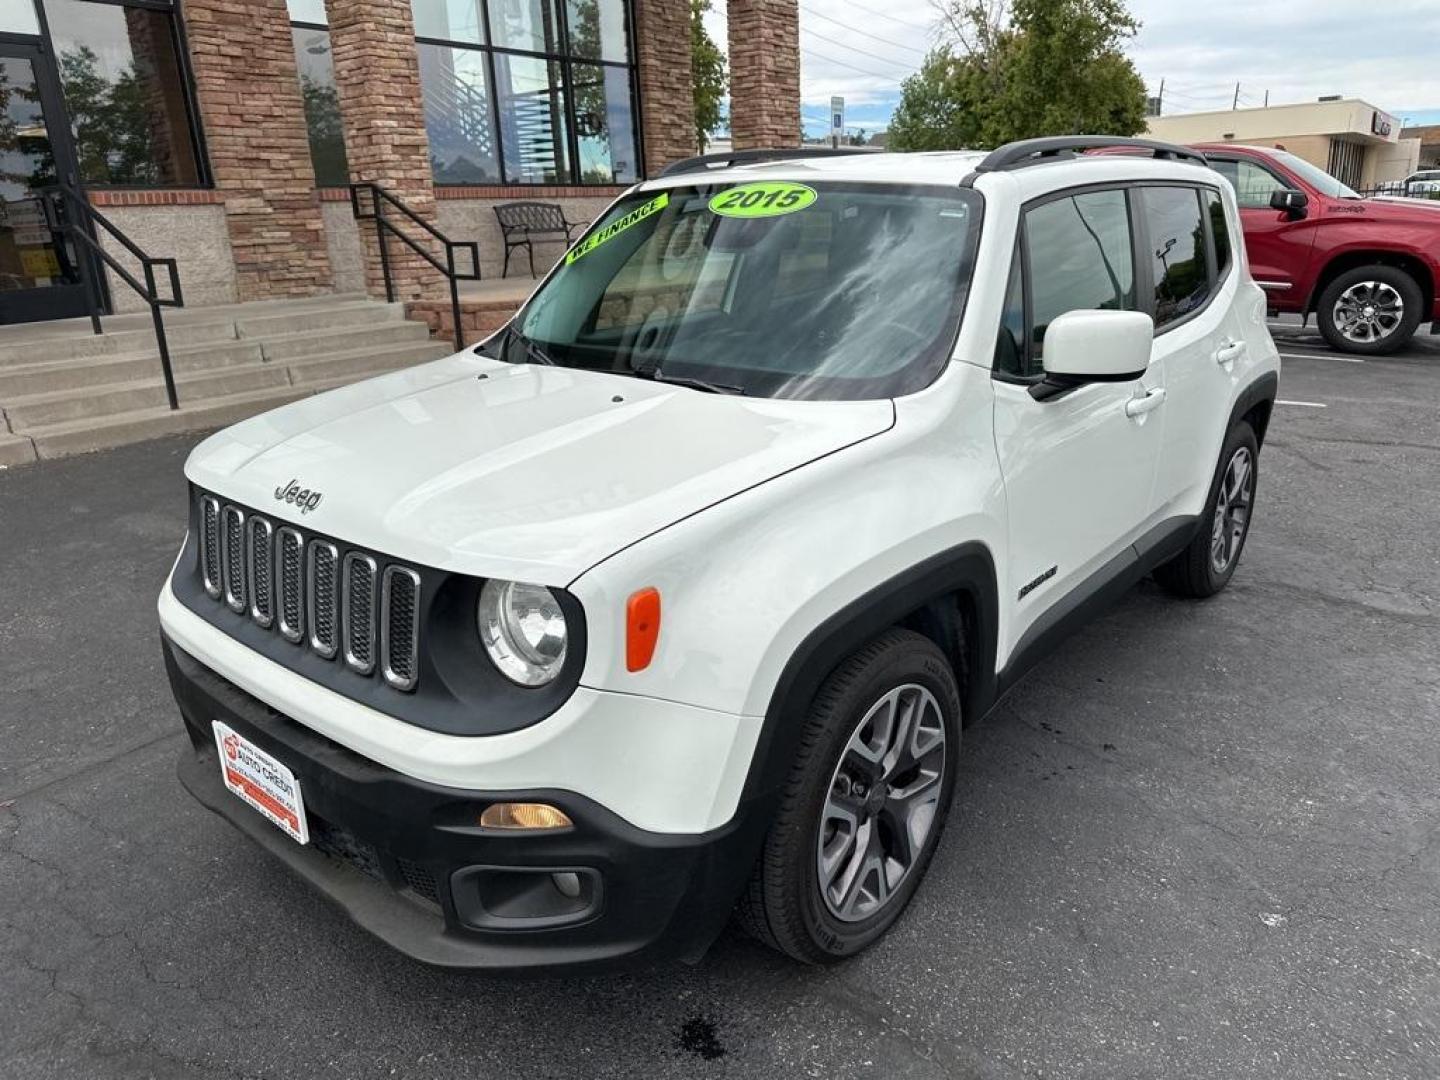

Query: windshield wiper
640;369;746;396
504;325;556;366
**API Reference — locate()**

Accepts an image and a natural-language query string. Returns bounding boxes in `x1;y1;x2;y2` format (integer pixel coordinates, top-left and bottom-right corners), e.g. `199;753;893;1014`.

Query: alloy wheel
816;683;947;922
1210;445;1253;573
1332;281;1404;345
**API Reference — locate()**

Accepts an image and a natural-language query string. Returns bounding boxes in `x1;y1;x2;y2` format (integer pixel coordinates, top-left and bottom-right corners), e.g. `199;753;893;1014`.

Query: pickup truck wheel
1316;265;1423;355
1154;421;1259;599
736;628;961;964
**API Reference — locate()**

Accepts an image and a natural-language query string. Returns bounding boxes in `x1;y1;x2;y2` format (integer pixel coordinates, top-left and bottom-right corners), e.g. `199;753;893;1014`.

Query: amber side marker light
479;802;574;830
626;587;661;672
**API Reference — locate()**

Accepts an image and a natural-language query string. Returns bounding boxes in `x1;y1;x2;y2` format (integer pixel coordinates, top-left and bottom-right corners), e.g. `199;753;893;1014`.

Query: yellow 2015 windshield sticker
565;192;670;264
708;181;817;218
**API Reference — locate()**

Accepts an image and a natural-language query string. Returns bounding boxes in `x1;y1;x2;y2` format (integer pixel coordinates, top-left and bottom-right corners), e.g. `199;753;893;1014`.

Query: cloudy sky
702;0;1440;138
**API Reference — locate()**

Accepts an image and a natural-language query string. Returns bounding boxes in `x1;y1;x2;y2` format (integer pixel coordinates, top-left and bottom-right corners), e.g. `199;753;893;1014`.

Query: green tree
691;0;727;152
889;0;1146;151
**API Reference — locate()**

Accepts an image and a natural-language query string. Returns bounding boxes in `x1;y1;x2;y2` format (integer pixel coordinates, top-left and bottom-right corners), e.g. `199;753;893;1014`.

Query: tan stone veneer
634;0;697;173
726;0;800;150
181;0;334;299
327;0;445;301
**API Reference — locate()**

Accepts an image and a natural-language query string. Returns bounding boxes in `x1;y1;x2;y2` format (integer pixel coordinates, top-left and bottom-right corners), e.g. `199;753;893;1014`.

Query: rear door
991;186;1166;651
1137;183;1243;517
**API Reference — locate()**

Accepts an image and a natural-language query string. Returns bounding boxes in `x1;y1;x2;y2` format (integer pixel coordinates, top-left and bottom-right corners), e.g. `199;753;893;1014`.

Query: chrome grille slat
247;516;275;628
276;527;305;643
307;540;339;659
221;506;246;613
199;496;221;599
342;552;378;675
381;566;421;692
195;491;422;692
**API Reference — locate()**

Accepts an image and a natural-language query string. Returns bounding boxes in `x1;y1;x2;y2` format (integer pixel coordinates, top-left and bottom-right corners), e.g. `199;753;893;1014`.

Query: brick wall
634;0;697;174
327;0;444;301
182;0;333;299
727;0;800;150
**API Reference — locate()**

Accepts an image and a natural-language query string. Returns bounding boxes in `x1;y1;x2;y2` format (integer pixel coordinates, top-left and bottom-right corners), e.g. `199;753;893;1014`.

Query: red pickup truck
1191;143;1440;355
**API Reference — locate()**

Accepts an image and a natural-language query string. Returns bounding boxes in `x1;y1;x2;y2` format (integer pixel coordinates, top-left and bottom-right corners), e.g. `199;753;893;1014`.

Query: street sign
830;96;844;146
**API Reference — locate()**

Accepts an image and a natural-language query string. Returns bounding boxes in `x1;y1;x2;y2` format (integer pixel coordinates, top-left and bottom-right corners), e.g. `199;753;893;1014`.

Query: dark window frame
39;0;213;189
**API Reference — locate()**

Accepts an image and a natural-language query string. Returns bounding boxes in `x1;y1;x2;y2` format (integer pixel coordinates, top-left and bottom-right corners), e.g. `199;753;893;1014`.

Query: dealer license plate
213;721;310;845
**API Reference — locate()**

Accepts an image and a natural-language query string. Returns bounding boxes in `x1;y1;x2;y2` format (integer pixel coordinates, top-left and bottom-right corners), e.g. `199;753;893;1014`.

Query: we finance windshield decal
565;192;670;264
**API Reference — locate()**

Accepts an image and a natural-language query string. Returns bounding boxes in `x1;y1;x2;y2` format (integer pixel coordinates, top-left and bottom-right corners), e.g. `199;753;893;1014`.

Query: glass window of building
41;0;204;186
410;0;639;187
417;43;500;183
292;25;350;187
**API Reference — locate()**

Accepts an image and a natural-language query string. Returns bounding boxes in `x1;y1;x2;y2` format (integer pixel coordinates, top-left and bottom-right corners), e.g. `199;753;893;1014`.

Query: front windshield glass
500;181;982;399
1272;150;1361;199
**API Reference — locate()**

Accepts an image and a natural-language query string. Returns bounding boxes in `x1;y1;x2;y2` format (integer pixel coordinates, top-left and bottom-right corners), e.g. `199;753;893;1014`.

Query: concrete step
25;385;314;460
0;340;266;399
0;432;36;468
287;341;452;385
3;363;293;430
260;320;432;363
0;317;239;368
236;300;406;339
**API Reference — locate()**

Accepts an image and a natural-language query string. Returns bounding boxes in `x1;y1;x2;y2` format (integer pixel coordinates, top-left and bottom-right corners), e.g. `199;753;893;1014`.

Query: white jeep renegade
159;137;1280;970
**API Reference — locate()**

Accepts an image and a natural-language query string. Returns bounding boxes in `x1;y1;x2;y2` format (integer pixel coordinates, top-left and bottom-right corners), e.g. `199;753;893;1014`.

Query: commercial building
1399;124;1440;169
1147;98;1420;190
0;0;801;328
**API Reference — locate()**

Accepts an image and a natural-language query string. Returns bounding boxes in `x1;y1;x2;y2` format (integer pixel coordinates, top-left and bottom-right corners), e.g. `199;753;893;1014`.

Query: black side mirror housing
1270;188;1309;218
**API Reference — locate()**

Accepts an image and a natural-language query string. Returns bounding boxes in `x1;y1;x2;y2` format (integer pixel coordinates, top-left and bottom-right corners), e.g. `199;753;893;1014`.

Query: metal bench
493;201;589;278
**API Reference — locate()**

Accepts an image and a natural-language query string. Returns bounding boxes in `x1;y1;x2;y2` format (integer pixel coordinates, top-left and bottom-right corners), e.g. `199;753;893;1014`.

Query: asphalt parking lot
2;322;1438;1079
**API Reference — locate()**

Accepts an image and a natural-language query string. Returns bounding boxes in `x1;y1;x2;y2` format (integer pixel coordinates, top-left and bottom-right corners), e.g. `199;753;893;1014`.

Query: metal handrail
40;183;184;410
349;182;481;351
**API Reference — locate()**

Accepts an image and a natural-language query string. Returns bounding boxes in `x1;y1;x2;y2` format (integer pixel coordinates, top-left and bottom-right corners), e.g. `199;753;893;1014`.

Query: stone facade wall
727;0;801;150
320;198;367;295
327;0;444;301
634;0;697;173
89;199;238;314
181;0;333;298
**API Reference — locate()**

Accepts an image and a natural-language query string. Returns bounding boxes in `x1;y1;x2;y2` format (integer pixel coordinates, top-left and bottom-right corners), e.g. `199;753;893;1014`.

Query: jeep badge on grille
274;479;324;515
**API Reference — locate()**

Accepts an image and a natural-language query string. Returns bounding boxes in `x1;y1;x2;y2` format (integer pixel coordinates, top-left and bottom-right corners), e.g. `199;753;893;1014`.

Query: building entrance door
0;39;94;325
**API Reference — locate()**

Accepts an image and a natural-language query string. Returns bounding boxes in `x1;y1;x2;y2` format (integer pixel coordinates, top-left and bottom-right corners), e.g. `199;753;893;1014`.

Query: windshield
1271;150;1361;199
497;181;982;400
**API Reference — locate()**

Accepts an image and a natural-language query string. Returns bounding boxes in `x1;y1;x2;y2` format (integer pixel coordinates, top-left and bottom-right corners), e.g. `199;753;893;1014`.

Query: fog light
551;871;582;899
479;802;573;830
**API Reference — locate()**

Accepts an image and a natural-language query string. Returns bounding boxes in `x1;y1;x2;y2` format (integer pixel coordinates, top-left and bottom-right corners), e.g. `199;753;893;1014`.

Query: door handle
1215;339;1247;367
1124;387;1166;418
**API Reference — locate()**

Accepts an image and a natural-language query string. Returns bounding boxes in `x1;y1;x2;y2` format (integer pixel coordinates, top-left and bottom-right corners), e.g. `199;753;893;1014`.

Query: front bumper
165;638;766;972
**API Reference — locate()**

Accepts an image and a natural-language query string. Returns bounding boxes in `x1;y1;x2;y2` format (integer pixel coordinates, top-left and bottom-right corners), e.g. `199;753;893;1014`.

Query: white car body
160;141;1281;970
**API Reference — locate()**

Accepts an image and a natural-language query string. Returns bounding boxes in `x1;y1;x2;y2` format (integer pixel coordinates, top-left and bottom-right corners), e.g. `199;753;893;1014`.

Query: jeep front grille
194;492;423;692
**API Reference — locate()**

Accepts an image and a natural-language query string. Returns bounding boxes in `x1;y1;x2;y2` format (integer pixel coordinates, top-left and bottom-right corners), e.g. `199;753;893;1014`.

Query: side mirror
1269;188;1309;217
1033;309;1153;400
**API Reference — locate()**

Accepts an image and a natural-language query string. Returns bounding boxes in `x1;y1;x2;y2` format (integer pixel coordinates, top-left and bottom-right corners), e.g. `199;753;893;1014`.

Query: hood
186;353;894;584
1352;195;1440;222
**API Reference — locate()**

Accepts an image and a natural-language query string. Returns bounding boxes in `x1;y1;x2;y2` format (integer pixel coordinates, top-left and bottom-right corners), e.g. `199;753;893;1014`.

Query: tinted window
1142;187;1208;328
1210;158;1286;210
566;0;630;62
494;54;571;183
412;0;486;44
293;27;349;187
1206;187;1231;278
1025;189;1136;362
417;43;501;183
995;242;1026;376
572;63;638;184
44;0;202;186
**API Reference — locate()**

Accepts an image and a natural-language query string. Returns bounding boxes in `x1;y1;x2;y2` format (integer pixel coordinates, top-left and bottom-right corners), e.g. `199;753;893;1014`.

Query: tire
1154;421;1259;599
736;628;961;964
1315;264;1423;355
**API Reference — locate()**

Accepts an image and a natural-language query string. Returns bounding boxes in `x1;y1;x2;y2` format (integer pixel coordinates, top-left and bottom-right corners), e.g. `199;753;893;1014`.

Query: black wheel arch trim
1230;370;1279;446
745;542;999;806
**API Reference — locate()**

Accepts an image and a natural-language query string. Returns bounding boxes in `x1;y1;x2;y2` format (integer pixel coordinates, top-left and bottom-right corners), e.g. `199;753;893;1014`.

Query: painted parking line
1279;351;1364;363
1276;399;1327;408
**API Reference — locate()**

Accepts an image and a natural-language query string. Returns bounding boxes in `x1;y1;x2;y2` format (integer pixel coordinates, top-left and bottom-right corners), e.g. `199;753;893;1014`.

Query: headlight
477;579;568;686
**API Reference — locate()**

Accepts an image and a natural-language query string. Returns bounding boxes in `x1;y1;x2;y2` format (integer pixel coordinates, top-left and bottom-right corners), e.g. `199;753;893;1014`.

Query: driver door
991;187;1166;658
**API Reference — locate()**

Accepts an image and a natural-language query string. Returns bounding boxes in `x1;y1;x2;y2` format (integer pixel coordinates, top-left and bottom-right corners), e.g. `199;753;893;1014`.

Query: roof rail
974;136;1208;173
657;147;876;178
